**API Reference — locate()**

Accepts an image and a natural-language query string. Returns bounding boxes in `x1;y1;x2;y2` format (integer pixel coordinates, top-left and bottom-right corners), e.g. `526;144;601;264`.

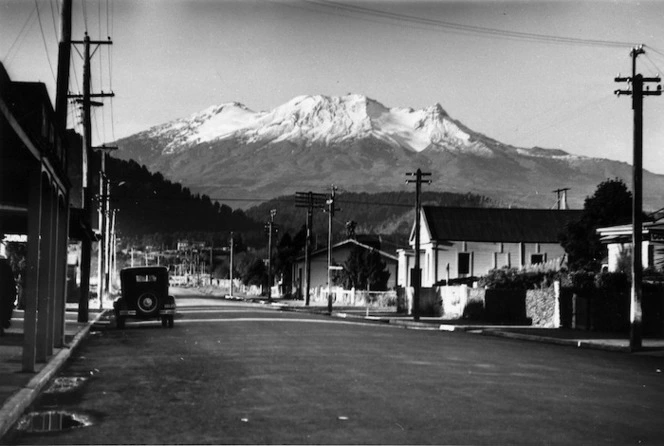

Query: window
530;254;545;265
458;252;471;275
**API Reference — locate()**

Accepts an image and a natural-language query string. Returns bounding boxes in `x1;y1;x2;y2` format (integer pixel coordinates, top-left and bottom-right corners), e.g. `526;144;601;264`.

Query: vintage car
114;266;176;328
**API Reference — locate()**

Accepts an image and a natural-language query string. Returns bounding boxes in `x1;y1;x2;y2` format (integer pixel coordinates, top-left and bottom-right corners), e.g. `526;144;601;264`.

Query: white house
292;237;399;295
597;219;664;271
397;206;583;287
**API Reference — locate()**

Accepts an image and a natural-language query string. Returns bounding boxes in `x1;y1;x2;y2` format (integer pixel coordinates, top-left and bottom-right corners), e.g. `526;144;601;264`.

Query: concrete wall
438;283;561;326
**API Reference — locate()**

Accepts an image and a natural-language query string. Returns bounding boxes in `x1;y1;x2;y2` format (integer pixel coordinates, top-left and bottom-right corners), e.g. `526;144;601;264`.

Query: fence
309;286;397;307
171;276;263;296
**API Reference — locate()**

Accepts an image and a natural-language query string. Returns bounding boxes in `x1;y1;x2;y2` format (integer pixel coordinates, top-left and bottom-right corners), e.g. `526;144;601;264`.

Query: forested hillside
105;155;262;247
246;191;495;251
103;155;493;252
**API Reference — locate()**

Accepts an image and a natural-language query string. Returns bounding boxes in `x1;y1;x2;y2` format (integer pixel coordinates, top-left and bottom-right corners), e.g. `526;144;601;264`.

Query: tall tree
336;246;391;291
560;178;633;271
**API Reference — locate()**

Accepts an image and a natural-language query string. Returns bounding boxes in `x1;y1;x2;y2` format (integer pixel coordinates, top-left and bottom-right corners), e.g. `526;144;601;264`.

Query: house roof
597;219;664;243
421;206;583;243
300;238;398;262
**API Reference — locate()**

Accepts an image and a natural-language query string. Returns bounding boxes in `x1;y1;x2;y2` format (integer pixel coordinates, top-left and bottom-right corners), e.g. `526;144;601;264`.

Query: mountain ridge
112;94;664;210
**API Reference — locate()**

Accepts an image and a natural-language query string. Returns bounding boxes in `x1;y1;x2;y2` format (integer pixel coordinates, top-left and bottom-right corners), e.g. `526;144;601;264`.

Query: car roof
120;266;168;274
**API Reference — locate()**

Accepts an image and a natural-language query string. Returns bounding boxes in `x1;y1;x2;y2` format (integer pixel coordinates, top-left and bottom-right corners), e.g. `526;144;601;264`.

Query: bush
463;300;485;320
568;270;595;291
594;271;629;291
478;267;559;290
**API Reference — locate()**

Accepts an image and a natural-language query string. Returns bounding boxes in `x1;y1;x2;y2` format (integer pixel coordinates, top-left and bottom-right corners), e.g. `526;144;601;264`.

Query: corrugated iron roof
422;206;583;243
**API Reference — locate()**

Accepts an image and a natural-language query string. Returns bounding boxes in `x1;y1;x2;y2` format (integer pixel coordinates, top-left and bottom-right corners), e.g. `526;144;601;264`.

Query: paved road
4;291;664;444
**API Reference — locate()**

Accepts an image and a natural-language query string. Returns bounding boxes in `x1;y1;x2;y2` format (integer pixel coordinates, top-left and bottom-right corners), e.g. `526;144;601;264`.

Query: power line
34;0;57;82
106;0;116;141
49;0;59;41
304;0;639;48
646;45;664;60
516;93;615;145
643;54;663;77
3;5;37;64
81;0;89;32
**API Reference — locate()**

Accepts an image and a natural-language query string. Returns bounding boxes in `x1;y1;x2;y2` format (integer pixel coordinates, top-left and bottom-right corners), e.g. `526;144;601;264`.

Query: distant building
397;206;583;286
597;219;664;271
292;236;399;294
177;240;207;251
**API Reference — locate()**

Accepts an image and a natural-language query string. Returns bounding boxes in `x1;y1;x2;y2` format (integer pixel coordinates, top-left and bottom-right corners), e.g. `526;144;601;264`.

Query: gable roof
421;206;583;243
299;238;398;262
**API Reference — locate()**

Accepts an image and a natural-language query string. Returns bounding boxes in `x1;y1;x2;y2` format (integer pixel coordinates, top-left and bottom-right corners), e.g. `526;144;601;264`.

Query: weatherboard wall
399;241;567;287
292;241;398;295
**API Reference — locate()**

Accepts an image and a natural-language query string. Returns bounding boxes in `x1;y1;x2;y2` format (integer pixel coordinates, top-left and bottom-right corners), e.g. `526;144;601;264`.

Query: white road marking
176;309;278;314
175;317;388;328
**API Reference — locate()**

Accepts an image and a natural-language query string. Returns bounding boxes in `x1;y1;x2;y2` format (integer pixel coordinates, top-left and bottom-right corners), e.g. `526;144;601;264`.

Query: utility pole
110;209;117;290
70;32;113;322
553;188;570;210
265;209;277;302
97;146;117;309
209;240;214;286
229;232;234;297
94;146;116;310
406;169;431;321
615;45;662;351
325;185;341;312
295;191;327;306
54;0;72;133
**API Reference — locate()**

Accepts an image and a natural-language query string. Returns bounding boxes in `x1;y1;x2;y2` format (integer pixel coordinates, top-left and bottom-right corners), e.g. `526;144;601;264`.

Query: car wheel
167;316;174;328
136;292;159;317
161;317;168;327
116;315;125;329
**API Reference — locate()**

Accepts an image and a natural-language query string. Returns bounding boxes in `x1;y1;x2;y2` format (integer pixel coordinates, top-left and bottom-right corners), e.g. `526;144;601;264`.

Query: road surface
4;290;664;444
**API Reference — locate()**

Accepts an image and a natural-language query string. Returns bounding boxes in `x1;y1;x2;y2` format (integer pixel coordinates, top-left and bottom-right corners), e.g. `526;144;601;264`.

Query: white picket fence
309;286;397;306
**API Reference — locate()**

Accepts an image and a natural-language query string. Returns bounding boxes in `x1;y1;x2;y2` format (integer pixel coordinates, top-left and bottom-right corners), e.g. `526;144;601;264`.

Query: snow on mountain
145;94;504;156
116;93;664;211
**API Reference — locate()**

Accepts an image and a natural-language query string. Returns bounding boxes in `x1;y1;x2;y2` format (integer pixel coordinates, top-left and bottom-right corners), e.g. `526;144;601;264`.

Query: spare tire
136;292;159;317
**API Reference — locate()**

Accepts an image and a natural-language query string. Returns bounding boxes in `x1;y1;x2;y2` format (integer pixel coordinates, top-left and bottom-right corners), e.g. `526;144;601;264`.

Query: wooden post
22;169;42;372
36;181;53;362
54;198;69;347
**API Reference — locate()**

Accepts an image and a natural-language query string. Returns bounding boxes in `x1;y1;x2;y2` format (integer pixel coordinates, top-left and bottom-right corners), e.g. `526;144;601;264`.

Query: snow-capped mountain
114;94;664;209
139;94;490;154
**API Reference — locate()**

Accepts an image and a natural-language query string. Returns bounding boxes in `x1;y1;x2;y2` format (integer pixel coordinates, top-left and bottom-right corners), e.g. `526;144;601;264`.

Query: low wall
397;287;441;316
525;286;558;328
559;284;664;335
439;284;560;326
311;287;397;307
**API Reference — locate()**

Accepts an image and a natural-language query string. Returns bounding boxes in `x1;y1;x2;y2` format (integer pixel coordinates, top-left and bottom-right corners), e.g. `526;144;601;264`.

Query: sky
2;0;664;173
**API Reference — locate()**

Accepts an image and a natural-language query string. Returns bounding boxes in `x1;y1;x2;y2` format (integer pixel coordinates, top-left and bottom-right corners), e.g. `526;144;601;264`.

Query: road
4;289;664;445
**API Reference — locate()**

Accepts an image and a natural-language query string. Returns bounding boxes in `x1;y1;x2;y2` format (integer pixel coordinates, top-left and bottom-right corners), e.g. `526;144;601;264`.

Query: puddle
44;376;88;394
16;411;92;433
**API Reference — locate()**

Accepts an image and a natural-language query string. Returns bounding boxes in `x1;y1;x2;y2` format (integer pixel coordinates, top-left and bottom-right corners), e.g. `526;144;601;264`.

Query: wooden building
397;206;583;287
0;63;76;372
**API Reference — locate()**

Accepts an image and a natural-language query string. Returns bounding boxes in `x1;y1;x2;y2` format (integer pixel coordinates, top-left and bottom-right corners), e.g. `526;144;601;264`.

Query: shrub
478;267;560;290
568;270;595;291
594;271;629;291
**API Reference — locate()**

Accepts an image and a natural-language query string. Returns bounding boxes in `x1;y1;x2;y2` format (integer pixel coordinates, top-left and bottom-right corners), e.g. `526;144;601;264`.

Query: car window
135;274;158;283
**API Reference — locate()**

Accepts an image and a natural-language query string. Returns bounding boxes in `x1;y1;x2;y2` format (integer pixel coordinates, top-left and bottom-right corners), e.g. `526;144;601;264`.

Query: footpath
0;306;106;439
2;295;664;440
265;297;664;355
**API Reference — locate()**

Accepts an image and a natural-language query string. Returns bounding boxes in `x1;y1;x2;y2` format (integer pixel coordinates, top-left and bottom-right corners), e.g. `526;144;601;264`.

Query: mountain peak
142;94;482;153
115;93;664;212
